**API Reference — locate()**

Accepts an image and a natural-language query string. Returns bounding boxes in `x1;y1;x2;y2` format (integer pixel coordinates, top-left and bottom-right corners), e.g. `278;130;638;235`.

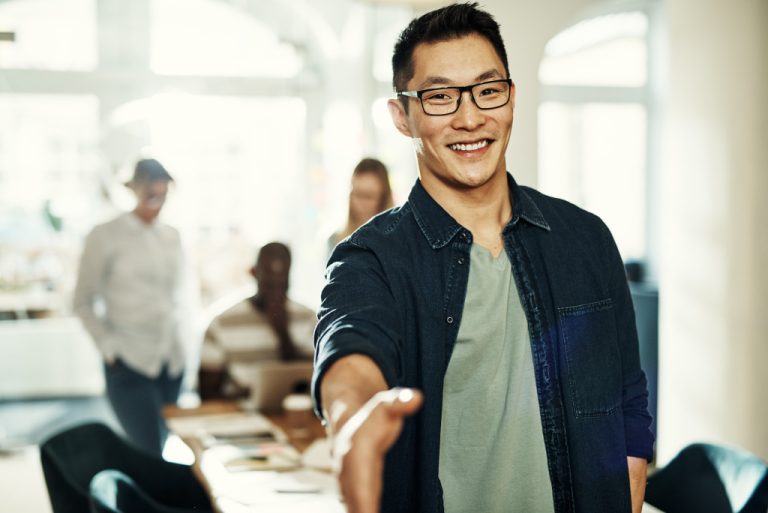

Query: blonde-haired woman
328;158;394;253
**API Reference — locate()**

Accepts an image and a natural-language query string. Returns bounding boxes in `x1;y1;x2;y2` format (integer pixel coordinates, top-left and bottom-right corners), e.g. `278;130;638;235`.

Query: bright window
540;12;648;87
0;0;97;70
0;94;100;224
539;102;647;258
150;0;303;77
0;94;100;313
538;8;653;262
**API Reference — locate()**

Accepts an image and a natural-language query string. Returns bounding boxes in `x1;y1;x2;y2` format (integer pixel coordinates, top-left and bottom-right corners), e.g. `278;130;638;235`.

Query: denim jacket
313;174;654;513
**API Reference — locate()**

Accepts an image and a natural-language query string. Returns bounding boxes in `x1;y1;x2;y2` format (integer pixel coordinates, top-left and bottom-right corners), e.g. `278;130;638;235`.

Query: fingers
335;387;423;513
366;388;422;454
380;387;423;417
336;388;422;456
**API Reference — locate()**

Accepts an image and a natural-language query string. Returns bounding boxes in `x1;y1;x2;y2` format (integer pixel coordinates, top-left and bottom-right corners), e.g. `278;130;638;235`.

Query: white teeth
449;140;489;151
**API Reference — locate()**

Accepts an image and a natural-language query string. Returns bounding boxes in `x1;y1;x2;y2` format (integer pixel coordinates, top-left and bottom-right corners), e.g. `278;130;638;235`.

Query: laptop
229;361;314;412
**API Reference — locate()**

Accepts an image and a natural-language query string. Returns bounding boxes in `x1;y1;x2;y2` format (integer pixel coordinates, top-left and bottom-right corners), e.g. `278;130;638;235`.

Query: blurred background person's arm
72;226;116;365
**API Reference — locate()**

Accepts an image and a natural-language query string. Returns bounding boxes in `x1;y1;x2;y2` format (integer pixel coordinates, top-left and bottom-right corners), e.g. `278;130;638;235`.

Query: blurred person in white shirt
73;158;190;455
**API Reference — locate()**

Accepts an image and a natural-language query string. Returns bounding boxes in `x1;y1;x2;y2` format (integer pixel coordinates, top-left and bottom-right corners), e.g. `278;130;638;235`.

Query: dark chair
89;469;204;513
645;443;768;513
40;422;212;513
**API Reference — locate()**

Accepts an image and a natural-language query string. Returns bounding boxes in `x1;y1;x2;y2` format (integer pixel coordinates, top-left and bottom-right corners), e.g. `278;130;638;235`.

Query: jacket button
457;258;464;265
446;316;454;324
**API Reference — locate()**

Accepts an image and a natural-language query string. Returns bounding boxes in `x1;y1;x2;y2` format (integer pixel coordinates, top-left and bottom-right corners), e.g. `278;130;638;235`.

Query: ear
509;81;516;110
249;266;258;279
387;98;414;138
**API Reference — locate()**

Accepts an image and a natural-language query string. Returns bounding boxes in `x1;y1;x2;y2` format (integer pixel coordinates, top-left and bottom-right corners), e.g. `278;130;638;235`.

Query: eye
478;85;503;97
422;89;456;104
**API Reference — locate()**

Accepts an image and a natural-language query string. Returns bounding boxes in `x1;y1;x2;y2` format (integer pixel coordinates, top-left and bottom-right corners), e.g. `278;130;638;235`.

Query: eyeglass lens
420;80;510;115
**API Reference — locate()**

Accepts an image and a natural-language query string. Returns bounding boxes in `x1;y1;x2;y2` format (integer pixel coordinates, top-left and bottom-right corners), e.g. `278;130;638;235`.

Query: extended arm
321;354;422;513
314;240;421;512
72;229;116;363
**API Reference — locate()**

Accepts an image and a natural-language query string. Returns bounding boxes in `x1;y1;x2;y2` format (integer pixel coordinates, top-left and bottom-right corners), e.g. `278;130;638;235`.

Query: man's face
388;34;515;193
253;257;289;304
134;180;169;220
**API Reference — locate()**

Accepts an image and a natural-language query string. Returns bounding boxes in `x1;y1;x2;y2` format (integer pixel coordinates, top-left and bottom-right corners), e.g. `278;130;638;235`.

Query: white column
657;0;768;463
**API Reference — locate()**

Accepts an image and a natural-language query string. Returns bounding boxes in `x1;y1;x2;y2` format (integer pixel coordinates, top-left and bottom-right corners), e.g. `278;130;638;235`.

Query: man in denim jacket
312;4;654;513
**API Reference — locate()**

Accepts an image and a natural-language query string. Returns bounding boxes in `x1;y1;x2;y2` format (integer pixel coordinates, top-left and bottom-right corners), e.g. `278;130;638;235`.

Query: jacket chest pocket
557;298;622;417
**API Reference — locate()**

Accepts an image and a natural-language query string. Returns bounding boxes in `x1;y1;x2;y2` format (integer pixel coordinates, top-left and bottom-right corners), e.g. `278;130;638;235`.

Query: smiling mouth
448;139;491;152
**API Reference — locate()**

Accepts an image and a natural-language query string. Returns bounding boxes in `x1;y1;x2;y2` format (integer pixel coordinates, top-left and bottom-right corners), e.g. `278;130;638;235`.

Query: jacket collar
408;173;550;250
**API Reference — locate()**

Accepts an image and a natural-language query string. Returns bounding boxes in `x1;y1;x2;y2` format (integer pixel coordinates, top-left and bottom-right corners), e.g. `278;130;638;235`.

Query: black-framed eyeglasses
397;78;513;116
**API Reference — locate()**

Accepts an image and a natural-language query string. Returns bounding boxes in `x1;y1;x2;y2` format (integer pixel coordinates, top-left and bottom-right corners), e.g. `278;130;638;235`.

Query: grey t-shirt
439;243;555;513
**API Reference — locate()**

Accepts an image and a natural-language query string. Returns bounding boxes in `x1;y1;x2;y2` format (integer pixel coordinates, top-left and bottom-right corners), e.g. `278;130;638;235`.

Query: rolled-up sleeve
312;238;403;421
601;222;655;461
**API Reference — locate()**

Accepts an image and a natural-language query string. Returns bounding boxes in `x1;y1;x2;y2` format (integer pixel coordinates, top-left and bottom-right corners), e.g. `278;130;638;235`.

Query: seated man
198;242;315;400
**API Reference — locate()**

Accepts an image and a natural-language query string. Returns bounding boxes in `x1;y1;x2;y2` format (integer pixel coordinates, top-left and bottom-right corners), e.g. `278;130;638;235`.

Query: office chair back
40;422;211;513
90;469;204;513
645;443;768;513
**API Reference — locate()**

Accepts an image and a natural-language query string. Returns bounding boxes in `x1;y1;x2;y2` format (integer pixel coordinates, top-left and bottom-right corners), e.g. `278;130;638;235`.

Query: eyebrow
415;69;504;90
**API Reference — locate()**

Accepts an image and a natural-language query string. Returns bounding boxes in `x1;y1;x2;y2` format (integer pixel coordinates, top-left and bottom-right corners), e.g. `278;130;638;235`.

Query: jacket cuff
625;419;655;461
311;332;399;423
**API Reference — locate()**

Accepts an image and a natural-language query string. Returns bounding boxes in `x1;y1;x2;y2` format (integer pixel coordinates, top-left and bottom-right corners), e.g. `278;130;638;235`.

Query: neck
250;294;264;310
421;169;512;257
251;293;286;308
132;209;156;224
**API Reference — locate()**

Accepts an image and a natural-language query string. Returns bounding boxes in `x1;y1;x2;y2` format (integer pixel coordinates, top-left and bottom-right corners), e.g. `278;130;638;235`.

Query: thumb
382;388;423;417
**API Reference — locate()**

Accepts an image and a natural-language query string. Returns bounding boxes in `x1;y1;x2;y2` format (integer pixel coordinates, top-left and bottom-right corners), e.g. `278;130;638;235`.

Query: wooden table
165;401;344;513
165;401;326;452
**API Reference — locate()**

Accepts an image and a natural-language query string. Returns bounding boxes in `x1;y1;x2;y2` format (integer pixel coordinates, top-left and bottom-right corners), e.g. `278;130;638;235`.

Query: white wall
657;0;768;463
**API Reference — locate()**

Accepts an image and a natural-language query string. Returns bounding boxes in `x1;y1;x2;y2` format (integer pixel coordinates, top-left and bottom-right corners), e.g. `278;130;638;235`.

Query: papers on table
207;467;342;512
167;411;275;440
171;411;341;511
216;442;302;472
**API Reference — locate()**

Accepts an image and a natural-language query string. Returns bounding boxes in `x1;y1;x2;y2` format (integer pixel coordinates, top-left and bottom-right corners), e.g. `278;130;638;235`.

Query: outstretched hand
331;388;423;513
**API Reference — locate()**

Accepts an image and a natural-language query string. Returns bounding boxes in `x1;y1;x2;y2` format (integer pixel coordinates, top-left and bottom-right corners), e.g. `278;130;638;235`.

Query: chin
454;167;498;187
444;156;503;183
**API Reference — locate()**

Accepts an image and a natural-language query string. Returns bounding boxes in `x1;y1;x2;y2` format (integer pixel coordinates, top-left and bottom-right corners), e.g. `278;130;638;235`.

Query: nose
451;90;486;130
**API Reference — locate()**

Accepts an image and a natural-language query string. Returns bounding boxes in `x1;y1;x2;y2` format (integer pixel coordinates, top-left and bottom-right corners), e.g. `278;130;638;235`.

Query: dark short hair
256;242;291;268
392;3;510;93
128;158;174;187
